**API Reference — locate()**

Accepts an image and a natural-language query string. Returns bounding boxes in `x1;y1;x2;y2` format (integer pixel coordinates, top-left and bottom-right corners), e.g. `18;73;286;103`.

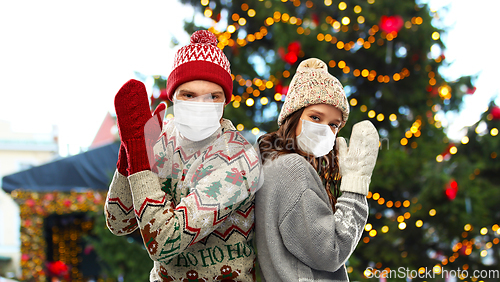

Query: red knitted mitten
115;102;165;176
116;143;128;176
114;79;165;175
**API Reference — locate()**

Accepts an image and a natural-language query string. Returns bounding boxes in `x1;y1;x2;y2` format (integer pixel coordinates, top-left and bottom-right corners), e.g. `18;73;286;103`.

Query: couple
105;30;379;282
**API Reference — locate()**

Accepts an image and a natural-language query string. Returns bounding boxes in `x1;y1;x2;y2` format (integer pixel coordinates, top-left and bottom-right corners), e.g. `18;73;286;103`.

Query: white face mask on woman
173;97;224;141
296;119;337;157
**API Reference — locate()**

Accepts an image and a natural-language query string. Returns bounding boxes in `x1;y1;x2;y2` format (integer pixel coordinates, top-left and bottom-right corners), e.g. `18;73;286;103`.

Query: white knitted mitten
337;120;379;195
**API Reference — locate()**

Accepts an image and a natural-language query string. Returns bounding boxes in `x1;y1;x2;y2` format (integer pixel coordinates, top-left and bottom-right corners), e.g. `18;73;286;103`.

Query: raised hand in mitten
337;120;379;195
115;102;166;177
114;79;166;175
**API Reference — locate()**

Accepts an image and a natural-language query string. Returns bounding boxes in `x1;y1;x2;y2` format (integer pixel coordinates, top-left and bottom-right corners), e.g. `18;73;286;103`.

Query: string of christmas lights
11;190;106;282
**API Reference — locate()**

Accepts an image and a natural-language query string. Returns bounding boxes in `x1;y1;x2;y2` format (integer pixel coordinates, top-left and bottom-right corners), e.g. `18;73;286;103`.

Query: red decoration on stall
379;15;404;34
63;199;72;208
46;261;70;280
445;179;458;201
44;193;54;201
26;199;35;207
21;254;30;262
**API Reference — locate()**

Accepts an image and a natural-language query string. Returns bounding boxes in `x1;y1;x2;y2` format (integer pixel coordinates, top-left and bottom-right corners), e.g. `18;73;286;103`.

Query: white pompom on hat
277;58;349;127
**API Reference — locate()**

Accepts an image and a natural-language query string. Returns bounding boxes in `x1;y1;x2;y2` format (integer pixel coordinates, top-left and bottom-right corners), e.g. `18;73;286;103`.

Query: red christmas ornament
459;244;467;256
214;13;221;22
379;15;404;34
426;86;439;97
287;41;301;56
445;179;458;201
491;106;500;120
281;86;289;95
278;47;286;60
284;52;298;64
311;13;320;26
84;245;94;255
230;43;239;55
275;83;283;94
279;41;301;65
466;86;476;95
441;143;455;156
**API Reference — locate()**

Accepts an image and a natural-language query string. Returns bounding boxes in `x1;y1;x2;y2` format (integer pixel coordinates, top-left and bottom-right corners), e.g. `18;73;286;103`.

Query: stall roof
1;142;119;192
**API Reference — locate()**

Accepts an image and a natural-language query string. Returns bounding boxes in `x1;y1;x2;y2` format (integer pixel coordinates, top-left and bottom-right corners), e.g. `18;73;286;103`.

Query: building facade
0;120;58;279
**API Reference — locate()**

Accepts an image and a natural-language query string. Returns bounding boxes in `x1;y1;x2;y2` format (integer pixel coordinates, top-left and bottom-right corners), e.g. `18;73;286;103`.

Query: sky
0;0;499;157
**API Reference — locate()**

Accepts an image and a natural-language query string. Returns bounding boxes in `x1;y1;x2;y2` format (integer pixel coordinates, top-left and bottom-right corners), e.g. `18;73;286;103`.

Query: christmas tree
202;181;223;199
162;0;499;281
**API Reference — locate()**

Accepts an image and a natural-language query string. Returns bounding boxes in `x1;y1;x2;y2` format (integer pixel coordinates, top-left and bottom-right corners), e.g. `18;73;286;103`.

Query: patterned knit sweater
105;118;261;282
255;153;368;282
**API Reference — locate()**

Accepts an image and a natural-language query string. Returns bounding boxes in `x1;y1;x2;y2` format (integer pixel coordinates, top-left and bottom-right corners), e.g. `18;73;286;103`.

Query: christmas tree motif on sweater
201;181;222;200
224;190;241;210
213;265;241;281
161;178;178;197
224;168;247;186
158;222;182;261
249;176;259;193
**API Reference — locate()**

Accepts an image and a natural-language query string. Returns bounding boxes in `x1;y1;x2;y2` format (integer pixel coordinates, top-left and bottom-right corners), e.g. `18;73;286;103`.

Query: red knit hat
166;30;233;104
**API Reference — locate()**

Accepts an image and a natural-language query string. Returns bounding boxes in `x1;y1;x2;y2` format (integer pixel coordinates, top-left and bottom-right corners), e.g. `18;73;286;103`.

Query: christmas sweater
105;118;260;282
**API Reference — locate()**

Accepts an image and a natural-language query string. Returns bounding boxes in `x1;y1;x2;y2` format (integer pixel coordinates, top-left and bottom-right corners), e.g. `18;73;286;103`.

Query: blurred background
0;0;499;281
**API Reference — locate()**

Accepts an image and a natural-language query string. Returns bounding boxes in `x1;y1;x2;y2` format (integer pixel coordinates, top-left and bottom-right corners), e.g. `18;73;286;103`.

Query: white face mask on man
173;96;224;141
296;119;337;157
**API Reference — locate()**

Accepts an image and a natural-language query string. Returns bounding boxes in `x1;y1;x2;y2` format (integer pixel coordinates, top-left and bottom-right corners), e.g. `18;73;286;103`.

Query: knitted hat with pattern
277;58;349;127
166;30;233;104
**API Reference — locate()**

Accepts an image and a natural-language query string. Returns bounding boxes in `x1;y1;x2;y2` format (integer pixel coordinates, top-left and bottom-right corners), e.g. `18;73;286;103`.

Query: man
104;30;260;282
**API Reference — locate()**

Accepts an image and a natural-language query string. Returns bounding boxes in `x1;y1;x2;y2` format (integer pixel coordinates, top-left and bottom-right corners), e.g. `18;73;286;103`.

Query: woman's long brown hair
257;108;341;211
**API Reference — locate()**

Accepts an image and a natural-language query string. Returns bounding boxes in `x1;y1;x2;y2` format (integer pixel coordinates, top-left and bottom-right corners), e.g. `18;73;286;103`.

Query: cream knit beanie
277;58;349;127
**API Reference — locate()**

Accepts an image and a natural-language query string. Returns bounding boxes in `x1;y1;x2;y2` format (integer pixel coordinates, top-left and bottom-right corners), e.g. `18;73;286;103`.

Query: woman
255;58;379;281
